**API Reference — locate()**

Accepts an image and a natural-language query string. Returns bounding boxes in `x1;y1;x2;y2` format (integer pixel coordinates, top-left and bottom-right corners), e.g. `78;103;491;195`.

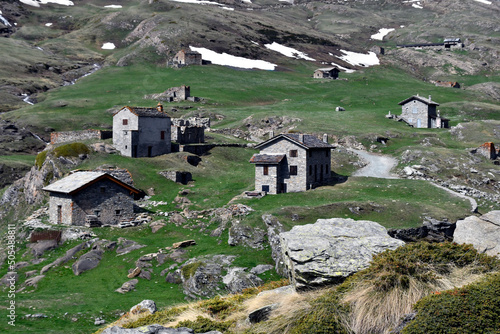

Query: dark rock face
72;249;104;275
388;217;456;243
248;304;278;324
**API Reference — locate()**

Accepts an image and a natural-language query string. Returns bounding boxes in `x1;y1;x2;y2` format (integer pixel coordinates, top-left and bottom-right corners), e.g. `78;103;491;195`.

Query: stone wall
159;171;192;184
254;164;280;194
477;142;498;160
400;98;436;128
50;130;112;145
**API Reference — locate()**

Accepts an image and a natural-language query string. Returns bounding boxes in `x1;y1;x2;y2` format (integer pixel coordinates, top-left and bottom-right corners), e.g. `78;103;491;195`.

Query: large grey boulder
27;239;58;257
72;249;104;275
115;279;139;294
279;218;405;290
130;300;157;315
41;239;95;274
454;211;500;257
222;267;263;293
116;238;146;256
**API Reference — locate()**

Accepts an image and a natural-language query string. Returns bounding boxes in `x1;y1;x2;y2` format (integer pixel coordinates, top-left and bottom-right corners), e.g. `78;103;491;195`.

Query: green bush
176;316;233;333
35;150;48;169
200;295;234;317
402;273;500;334
181;261;204;279
53;143;90;158
122;307;186;328
348;242;500;292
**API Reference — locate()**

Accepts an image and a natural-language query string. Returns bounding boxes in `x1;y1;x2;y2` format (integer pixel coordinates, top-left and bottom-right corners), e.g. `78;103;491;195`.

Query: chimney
269;130;274;139
323;133;328;143
428;95;432;102
299;133;304;142
157;102;164;113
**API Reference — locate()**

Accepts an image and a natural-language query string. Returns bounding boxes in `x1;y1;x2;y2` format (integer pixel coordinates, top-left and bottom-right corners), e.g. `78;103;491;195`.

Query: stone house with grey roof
113;103;171;157
250;133;334;194
397;94;449;128
43;171;142;226
314;67;340;79
172;49;202;67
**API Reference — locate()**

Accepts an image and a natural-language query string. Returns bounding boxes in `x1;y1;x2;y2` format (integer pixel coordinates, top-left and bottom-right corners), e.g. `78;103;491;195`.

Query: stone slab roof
43;171;140;195
114;106;170;118
315;67;340;72
398;95;439;106
249;154;285;164
255;133;334;150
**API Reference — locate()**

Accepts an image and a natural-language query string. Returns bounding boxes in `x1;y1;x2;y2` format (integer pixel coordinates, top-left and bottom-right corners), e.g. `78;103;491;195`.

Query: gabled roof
398;95;439;106
255;133;334;150
114;106;170;118
315;67;340;72
249;154;285;164
43;171;141;195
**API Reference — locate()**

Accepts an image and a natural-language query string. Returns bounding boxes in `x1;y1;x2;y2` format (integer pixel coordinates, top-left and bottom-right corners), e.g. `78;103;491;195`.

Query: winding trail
349;149;478;212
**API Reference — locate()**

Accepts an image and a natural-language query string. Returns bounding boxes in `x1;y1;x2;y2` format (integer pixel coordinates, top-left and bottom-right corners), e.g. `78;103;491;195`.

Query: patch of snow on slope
19;0;74;7
45;23;53;26
0;14;11;27
102;43;116;50
265;42;315;61
104;5;123;8
190;46;276;70
222;6;234;10
473;0;491;4
337;50;379;67
371;28;395;40
167;0;232;9
242;0;252;3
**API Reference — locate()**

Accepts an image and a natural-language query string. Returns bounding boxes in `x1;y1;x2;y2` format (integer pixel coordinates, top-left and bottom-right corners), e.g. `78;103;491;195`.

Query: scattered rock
0;272;18;286
72;249;104;275
25;270;38;278
279;218;405;290
127;267;141;278
388;217;455;242
27;239;58;257
248;304;278;324
14;261;29;270
94;317;106;325
250;264;273;275
262;214;286;276
139;269;152;280
165;271;182;284
41;240;94;274
168;248;187;263
454;211;500;257
23;275;45;288
115;279;139;294
170;213;186;225
222;267;263;294
116;238;146;255
228;224;266;249
172;240;196;248
150;221;165;233
130;300;157;315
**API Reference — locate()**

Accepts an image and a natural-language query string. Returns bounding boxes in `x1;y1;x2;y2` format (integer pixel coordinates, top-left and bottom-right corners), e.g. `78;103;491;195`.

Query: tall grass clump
340;242;500;334
402;273;500;334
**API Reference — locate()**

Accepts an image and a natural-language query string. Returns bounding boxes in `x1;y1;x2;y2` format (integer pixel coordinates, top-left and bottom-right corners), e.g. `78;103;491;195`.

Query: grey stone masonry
397;94;449;128
50;130;112;145
171;118;206;144
113;104;171;158
43;172;142;226
250;134;334;194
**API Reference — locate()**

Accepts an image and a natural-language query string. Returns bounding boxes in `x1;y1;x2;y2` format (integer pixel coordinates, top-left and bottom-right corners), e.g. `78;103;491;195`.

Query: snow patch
19;0;74;7
473;0;492;4
45;23;53;27
222;6;234;10
167;0;231;9
242;0;252;3
337;50;379;67
189;46;276;70
0;14;11;27
102;42;116;50
264;42;315;61
371;28;395;40
104;5;123;8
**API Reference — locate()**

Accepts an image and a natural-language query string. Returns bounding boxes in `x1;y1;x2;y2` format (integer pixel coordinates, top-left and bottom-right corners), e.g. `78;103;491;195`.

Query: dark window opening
122;119;128;125
290;165;298;175
115;210;122;216
290;150;298;157
308;151;312;157
263;166;269;175
94;210;101;217
100;187;106;193
325;150;329;157
147;146;153;157
262;185;270;193
161;131;165;140
309;165;312;175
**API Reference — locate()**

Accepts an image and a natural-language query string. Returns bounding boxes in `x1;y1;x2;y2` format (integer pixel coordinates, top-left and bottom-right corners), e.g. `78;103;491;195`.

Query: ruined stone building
172;49;202;67
314;67;340;79
250;133;334;194
397;95;449;128
43;171;142;226
113;103;171;157
171;118;205;144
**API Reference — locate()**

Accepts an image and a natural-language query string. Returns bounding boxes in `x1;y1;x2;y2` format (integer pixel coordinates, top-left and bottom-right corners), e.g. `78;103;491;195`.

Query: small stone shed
113;103;171;158
397;94;449;128
313;67;340;79
250;133;334;194
172;49;202;67
43;172;142;226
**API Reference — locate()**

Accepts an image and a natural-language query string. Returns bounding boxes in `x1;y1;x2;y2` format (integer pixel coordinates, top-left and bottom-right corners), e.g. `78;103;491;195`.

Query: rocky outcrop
41;240;94;274
27;239;58;257
222;267;263;294
454;211;500;257
102;325;221;334
279;218;405;290
116;279;139;294
262;214;286;276
72;249;104;275
388;217;456;242
116;238;146;255
130;300;157;315
228;223;266;249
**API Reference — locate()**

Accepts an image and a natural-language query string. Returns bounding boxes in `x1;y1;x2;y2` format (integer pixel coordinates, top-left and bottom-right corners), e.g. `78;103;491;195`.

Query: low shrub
176;316;233;333
35;150;48;169
181;261;204;279
53;143;90;158
121;306;186;328
402;273;500;334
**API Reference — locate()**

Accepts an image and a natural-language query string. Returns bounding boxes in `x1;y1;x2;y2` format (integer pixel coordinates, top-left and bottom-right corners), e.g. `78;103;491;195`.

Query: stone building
172;49;202;67
397;95;449;128
171;118;205;144
313;67;340;79
43;171;142;226
113;103;171;157
250;133;334;194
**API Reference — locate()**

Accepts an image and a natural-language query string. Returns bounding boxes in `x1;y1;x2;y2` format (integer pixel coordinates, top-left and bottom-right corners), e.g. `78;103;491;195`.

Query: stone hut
250;133;334;194
172;49;202;67
477;142;498;160
397;95;449;128
113;103;171;158
171;118;205;144
43;171;142;226
313;67;340;79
